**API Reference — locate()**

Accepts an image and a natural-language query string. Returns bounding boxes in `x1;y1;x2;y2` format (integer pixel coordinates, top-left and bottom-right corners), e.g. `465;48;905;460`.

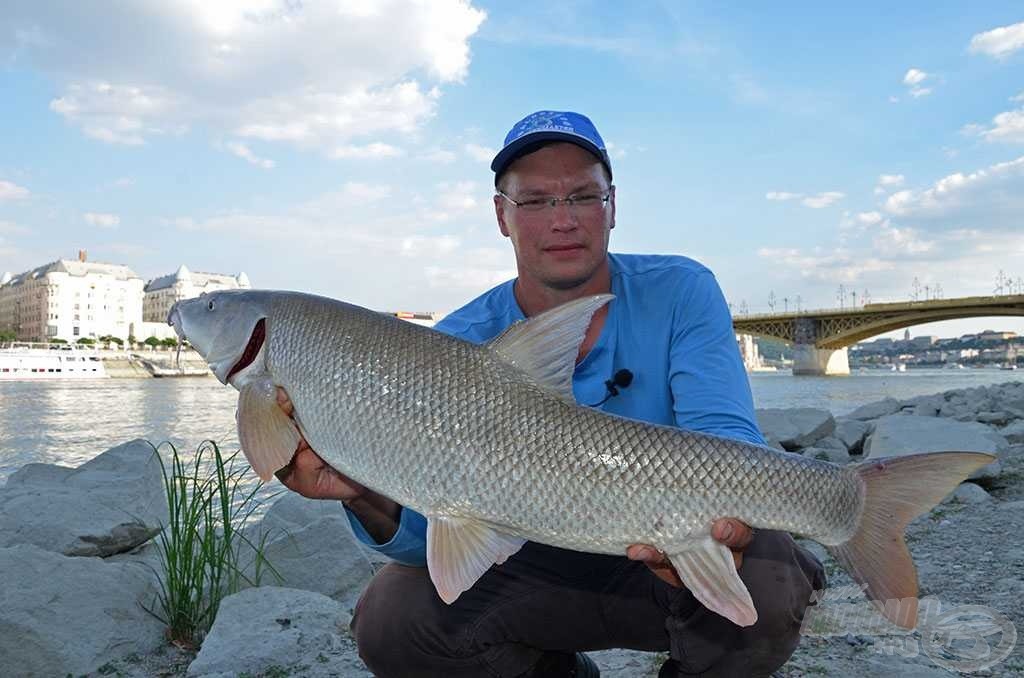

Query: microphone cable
586;368;633;407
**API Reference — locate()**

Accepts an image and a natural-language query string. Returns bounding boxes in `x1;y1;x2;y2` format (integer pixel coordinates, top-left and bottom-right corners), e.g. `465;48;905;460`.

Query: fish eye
208;300;215;311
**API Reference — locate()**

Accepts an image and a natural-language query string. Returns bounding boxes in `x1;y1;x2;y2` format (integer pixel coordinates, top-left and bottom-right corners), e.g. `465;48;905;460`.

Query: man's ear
609;184;616;230
495;194;511;237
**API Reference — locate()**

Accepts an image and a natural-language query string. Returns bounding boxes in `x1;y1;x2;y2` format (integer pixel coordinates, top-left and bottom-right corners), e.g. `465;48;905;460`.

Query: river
2;368;1023;485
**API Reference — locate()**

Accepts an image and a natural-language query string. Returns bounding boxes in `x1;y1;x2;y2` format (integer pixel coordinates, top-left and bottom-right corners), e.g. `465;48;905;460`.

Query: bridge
733;293;1024;375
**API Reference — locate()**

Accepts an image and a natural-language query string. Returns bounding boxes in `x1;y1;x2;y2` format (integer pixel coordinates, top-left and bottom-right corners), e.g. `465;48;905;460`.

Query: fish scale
169;288;995;628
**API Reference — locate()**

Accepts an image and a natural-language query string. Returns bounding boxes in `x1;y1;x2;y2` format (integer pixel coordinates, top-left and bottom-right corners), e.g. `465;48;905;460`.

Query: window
73;326;79;336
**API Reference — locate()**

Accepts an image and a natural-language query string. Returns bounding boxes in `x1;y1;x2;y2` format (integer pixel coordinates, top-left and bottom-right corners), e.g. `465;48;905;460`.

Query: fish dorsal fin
426;516;528;604
667;536;758;627
488;293;614;403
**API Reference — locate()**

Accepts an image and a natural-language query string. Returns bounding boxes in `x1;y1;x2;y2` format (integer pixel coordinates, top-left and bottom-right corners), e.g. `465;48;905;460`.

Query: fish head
168;290;273;386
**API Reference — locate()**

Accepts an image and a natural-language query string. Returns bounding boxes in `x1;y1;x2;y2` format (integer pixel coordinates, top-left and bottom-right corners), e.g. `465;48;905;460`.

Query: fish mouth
227;318;266;382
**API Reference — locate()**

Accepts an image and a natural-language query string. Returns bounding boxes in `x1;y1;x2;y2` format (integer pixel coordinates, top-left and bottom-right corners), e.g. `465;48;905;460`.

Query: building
0;252;144;342
143;265;250;323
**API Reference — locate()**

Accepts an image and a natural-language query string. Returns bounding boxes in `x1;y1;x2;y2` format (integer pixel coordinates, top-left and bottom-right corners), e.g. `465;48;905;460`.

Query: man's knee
351;563;463;674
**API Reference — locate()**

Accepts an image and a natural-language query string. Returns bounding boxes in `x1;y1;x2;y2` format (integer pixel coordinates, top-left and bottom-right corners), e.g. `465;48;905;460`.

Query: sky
2;2;1023;340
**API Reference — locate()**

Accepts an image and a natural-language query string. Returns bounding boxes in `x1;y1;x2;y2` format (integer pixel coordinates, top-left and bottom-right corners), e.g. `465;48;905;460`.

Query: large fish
168;289;993;629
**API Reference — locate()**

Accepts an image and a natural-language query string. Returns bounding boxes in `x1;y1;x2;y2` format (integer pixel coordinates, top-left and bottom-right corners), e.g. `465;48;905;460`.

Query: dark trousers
351;531;825;678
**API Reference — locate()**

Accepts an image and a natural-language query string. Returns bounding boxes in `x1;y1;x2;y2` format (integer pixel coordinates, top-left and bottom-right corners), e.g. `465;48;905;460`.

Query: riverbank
0;382;1021;676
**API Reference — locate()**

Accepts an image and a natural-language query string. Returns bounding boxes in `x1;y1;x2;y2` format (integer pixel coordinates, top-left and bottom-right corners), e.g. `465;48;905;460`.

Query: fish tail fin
827;451;994;630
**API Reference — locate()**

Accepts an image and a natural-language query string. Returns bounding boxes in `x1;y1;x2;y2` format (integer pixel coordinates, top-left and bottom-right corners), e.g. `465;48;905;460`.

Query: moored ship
0;343;108;380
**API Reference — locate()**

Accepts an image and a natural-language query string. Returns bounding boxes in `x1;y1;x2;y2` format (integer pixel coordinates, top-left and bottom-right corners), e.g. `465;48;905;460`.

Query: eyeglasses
496;188;612;213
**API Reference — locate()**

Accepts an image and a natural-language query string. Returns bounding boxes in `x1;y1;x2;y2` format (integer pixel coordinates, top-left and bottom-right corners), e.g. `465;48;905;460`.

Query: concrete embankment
100;350;211;379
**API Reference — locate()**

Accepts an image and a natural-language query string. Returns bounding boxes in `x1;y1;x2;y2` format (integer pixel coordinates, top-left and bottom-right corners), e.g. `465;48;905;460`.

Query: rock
245;514;377;609
815;435;848;452
187;587;371;677
976;411;1013;426
1001;397;1024;419
803;446;850;464
834;419;870;454
0;544;164;677
901;394;943;417
846;397;901;421
943;482;992;504
1000;420;1024;445
0;439;168;556
755;408;835;450
864;416;1005;480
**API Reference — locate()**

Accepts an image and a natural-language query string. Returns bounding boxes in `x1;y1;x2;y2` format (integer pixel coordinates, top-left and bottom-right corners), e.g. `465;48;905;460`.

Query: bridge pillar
792;344;850;376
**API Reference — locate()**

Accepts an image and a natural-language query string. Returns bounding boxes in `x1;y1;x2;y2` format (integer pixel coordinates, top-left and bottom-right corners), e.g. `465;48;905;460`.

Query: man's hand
626;518;754;588
273;387;401;543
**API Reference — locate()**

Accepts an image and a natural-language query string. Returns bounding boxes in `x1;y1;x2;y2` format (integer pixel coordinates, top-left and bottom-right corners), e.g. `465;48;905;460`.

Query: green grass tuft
144;440;282;648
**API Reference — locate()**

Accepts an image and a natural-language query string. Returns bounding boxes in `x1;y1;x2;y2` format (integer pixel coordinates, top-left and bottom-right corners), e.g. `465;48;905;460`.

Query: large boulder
188;587;371;677
1000;420;1024;445
0;544;165;677
864;416;1005;480
846;397;901;421
0;439;167;556
834;419;871;454
755;408;835;450
243;494;378;609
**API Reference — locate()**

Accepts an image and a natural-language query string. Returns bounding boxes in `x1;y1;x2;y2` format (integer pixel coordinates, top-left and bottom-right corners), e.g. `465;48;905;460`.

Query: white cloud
873;174;904;195
902;68;933;98
49;81;186;145
463;143;495;163
0;180;30;201
903;69;927;86
7;2;486;153
84;212;120;228
871;225;934;255
968;21;1024;60
435;181;482;212
110;177;135;188
330;142;404;159
857;211;885;226
978;108;1024;144
801;192;844;209
888;95;899;104
1013;92;1024;103
223;141;274;169
765;191;802;201
882;155;1024;230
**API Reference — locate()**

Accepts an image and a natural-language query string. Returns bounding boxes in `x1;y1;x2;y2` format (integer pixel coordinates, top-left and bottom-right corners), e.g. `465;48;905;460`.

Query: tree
144;336;161;347
161;337;179;348
76;337;96;345
0;330;16;342
50;338;68;345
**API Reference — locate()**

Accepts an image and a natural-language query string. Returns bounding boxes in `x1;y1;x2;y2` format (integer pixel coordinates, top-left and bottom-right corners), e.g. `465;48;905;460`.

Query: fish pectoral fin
667;537;757;628
426;516;527;604
237;377;301;482
487;294;613;404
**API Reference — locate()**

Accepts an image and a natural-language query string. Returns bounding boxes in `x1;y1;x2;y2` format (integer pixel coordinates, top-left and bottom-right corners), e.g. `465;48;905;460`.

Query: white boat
1001;362;1019;371
890;362;907;372
0;343;108;380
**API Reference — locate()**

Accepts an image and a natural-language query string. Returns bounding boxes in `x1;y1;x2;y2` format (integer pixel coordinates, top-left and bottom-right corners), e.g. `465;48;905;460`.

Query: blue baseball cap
491;110;612;183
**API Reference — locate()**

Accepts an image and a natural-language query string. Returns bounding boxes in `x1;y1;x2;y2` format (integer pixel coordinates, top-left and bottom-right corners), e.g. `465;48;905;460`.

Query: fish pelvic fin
828;451;995;630
237;376;301;482
488;294;613;403
667;536;757;627
426;516;527;604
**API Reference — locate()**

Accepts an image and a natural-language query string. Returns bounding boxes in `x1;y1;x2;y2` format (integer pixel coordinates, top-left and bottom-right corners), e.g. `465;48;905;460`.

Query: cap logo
510;111;580;141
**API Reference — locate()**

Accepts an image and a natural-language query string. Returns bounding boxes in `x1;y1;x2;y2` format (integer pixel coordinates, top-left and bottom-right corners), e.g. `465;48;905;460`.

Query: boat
890;362;907;372
1001;362;1019;371
0;343;108;380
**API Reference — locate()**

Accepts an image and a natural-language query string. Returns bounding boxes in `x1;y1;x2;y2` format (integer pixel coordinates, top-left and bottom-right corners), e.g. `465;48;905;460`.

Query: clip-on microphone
586;368;633;407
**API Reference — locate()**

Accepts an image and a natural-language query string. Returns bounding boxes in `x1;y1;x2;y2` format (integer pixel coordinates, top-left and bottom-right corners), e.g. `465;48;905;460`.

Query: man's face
495;142;616;291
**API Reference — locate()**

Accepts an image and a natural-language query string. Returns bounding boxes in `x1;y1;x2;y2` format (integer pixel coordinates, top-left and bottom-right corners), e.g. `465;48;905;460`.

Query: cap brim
491;131;609;178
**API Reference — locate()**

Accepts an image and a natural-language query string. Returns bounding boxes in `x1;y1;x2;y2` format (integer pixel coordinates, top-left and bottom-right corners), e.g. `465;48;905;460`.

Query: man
275;110;825;677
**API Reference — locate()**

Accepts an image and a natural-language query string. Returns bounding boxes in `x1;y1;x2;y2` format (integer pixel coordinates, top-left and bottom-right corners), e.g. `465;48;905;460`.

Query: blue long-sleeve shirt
343;253;765;565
